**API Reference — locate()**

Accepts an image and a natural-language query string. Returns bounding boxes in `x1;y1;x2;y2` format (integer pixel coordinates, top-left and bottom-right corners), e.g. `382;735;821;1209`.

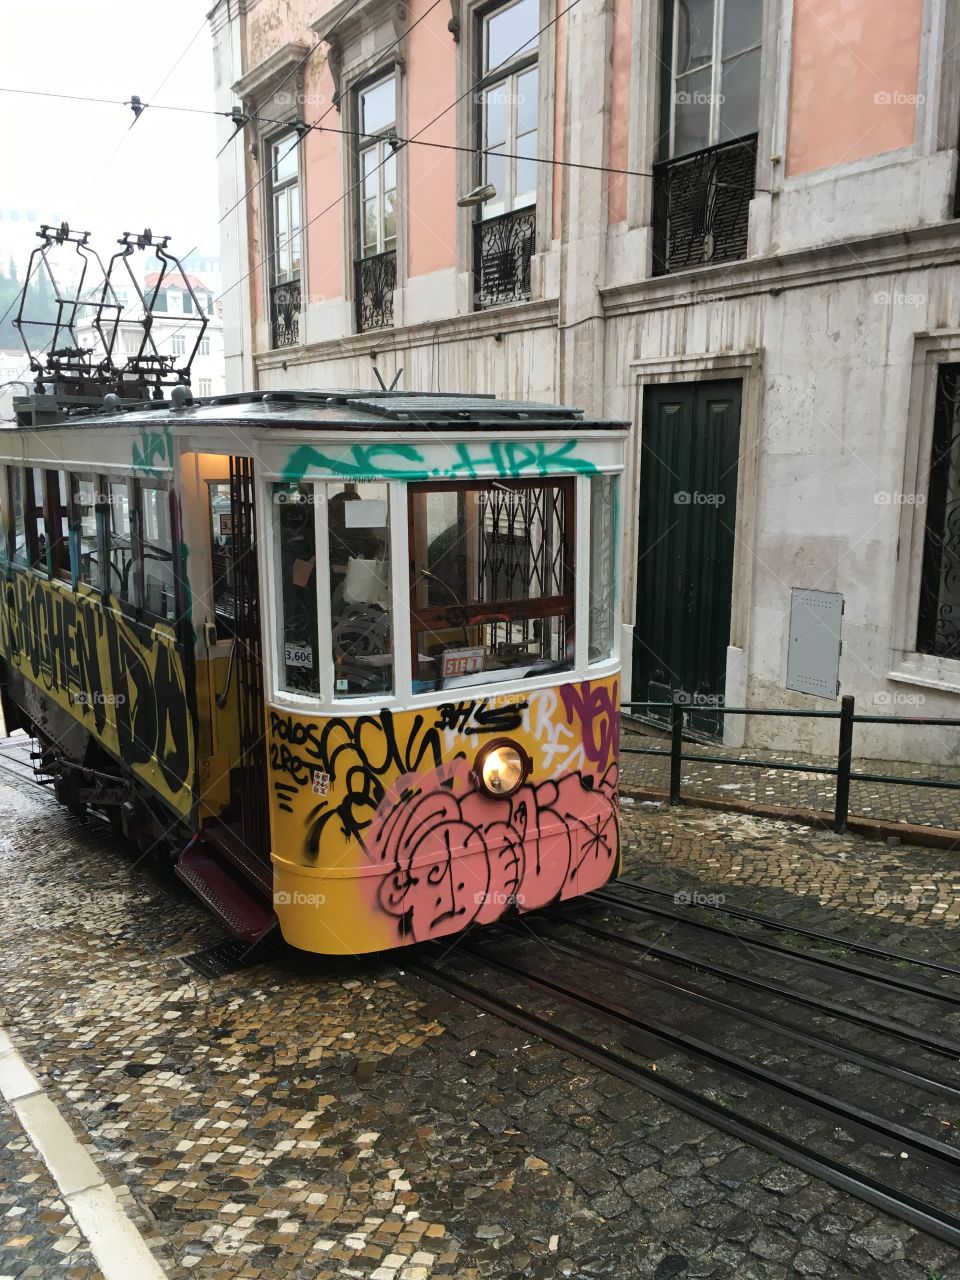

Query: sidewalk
620;722;960;832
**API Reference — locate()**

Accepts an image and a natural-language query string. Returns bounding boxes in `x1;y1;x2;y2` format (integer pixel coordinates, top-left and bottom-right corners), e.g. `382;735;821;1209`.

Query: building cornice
310;0;407;44
254;297;559;370
601;219;960;316
232;41;311;103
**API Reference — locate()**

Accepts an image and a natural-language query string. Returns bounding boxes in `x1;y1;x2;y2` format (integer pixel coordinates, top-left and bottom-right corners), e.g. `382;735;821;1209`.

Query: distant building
0;349;31;424
74;270;226;399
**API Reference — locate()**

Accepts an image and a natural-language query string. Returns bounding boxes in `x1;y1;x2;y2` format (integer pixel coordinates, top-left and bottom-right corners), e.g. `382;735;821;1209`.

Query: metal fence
621;696;960;834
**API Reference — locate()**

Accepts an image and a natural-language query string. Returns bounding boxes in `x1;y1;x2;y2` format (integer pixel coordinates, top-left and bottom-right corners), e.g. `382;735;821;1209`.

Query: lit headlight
475;740;531;798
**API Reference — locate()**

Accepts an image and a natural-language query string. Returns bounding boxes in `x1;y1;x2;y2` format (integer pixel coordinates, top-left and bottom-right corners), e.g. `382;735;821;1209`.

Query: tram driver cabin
0;391;627;953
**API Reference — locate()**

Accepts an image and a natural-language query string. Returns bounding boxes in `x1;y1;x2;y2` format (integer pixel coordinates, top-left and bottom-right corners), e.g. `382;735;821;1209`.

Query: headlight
474;740;531;798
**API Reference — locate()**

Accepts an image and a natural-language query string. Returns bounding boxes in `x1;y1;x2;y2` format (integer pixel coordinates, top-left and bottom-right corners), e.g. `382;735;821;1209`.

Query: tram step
175;837;276;943
199;819;274;898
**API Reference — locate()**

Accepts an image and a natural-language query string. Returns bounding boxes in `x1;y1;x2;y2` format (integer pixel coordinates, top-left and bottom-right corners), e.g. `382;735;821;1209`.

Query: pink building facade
209;0;960;763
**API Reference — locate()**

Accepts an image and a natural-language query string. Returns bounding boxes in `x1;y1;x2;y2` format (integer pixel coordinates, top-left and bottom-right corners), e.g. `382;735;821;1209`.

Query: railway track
409;880;960;1249
6;734;960;1245
0;734;51;788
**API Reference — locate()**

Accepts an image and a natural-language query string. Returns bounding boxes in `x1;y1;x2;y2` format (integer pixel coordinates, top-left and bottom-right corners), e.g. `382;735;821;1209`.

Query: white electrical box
786;588;843;699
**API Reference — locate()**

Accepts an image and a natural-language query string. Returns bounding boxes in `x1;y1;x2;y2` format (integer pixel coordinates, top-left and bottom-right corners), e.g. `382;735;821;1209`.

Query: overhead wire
2;0;645;378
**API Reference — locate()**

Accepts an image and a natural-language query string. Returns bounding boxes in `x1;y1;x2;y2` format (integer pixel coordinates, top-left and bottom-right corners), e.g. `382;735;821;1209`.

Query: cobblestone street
1;772;960;1279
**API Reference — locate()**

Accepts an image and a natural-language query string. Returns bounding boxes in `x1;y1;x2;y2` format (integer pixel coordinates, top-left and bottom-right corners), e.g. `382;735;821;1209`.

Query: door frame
627;349;764;745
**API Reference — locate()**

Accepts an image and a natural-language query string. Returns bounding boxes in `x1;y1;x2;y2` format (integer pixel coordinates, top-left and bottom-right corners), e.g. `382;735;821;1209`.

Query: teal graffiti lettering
283;442;427;481
132;427;174;473
284;437;596;482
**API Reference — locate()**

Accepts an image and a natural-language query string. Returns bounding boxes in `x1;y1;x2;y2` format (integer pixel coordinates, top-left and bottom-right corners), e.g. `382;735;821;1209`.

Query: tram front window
328;482;392;698
409;479;574;691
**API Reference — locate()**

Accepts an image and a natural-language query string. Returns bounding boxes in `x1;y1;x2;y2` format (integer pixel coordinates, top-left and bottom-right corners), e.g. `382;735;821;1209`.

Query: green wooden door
633;380;741;735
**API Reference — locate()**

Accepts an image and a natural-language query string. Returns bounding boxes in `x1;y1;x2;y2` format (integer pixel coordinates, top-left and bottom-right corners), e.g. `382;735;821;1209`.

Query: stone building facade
207;0;960;763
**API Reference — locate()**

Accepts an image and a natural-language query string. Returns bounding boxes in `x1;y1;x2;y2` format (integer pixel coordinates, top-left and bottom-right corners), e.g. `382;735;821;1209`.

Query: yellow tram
0;389;628;954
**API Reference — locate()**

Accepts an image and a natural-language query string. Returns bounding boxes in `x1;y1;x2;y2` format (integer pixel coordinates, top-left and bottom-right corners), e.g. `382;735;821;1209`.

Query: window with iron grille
267;131;302;347
473;0;538;309
917;364;960;659
408;479;574;692
354;73;398;332
654;0;762;274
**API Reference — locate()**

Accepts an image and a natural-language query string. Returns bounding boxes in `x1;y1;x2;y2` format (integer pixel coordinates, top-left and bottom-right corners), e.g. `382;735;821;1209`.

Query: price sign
284;642;314;668
441;646;485;679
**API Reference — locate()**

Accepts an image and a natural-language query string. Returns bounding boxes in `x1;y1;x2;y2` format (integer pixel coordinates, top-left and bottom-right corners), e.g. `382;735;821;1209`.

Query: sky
0;0;221;281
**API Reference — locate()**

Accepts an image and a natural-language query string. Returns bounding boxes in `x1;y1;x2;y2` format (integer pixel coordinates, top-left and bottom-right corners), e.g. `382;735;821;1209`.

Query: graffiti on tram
267;677;620;942
0;572;195;816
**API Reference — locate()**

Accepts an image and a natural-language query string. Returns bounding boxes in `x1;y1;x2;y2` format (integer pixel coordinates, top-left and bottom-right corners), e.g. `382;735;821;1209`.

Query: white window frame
477;0;540;219
667;0;763;158
268;130;303;286
355;72;398;260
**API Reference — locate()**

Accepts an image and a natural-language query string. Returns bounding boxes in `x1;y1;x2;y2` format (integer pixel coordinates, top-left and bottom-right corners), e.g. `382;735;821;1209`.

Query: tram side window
409;480;575;692
107;480;134;603
328;482;392;698
8;468;26;567
588;474;618;663
46;471;71;582
25;468;48;575
139;484;176;621
72;476;102;591
208;481;236;639
274;483;320;694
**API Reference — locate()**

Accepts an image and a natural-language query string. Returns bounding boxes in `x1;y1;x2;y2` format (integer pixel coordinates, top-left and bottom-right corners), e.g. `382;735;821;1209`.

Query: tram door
228;456;270;859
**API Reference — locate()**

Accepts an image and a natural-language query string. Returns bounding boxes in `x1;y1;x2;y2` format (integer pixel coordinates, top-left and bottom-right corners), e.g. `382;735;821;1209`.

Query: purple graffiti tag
558;679;620;774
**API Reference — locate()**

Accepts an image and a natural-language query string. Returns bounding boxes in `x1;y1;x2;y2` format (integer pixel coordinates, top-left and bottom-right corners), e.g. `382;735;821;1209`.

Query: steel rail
407;957;960;1249
501;921;960;1103
590;890;960;1006
545;911;960;1059
458;943;960;1172
617;878;960;979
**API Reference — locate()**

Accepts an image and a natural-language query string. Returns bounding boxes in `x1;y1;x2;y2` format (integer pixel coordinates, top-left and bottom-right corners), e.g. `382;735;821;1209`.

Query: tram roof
11;389;630;433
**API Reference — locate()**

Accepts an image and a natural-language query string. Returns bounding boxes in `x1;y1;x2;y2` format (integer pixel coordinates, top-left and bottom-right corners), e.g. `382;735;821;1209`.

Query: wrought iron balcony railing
473;207;535;310
652;134;758;276
270;280;301;348
354;250;396;332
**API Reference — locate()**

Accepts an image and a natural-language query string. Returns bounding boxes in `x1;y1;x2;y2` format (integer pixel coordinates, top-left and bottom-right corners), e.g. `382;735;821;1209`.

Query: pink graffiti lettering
367;758;619;943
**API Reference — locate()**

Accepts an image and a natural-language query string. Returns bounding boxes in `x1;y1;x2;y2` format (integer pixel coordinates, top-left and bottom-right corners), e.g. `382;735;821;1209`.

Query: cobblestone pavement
1;775;960;1278
0;1100;103;1279
620;723;960;830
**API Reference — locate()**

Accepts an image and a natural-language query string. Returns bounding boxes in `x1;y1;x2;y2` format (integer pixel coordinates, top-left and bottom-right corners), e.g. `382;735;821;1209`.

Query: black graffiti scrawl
0;571;195;815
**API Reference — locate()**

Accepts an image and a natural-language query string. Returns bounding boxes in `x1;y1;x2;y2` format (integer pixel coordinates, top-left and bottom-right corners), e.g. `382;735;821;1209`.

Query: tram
0;388;628;954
